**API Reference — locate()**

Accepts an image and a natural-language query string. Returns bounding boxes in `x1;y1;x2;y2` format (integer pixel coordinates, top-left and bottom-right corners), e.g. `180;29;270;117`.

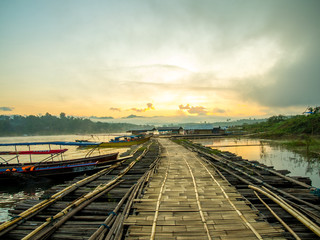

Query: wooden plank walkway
124;138;285;239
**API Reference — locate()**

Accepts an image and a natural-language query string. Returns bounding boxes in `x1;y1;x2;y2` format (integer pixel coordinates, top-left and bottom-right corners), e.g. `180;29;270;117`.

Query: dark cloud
130;108;145;113
237;1;320;107
146;1;320;109
0;107;14;111
147;103;155;110
213;108;226;114
110;107;121;112
179;104;191;110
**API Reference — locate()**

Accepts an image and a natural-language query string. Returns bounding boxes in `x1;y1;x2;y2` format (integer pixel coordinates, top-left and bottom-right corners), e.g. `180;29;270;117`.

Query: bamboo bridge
0;137;319;239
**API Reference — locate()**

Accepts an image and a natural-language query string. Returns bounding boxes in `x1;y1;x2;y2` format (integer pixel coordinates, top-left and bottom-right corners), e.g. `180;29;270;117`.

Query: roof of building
184;125;214;130
127;128;156;132
157;127;183;131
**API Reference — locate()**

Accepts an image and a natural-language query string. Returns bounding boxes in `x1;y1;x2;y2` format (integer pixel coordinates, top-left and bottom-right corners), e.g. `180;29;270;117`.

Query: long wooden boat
0;141;118;182
89;135;151;148
0;149;68;155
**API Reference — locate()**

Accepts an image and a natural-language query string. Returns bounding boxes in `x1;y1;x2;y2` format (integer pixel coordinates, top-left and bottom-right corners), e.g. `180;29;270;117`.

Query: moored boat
87;135;151;148
0;141;119;182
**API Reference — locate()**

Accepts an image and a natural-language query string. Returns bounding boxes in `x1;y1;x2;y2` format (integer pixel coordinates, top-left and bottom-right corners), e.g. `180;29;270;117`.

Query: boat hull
0;152;119;182
97;136;151;148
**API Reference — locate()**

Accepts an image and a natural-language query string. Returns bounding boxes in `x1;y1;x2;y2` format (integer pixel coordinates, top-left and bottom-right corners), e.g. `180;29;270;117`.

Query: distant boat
0;141;119;182
84;135;151;148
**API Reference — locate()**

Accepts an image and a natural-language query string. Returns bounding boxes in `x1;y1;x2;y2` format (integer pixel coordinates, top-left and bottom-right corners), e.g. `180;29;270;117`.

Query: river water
0;134;128;222
193;137;320;189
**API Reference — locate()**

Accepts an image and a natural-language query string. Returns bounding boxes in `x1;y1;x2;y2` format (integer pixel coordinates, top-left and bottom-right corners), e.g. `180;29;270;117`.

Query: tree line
0;113;153;136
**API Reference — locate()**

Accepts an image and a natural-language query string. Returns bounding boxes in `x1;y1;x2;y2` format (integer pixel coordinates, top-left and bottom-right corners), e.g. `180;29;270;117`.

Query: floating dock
1;138;319;239
124;138;284;239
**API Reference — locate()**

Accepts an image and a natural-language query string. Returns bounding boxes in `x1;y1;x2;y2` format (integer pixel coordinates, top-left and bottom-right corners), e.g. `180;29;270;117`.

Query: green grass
241;113;320;138
279;137;320;156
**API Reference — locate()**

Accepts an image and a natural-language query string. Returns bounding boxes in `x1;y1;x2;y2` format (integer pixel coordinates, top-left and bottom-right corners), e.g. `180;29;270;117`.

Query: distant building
127;128;156;135
184;125;225;135
157;127;184;135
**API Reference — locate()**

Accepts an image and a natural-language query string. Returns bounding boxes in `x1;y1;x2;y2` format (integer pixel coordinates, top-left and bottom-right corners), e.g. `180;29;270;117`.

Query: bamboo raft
0;141;161;239
124;138;285;239
177;138;320;240
1;138;320;239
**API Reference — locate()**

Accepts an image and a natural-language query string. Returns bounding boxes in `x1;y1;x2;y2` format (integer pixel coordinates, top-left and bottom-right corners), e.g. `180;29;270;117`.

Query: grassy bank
239;113;320;156
242;113;320;137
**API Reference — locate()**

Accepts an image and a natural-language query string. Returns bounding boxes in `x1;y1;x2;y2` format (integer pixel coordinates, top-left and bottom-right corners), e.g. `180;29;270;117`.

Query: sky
0;0;319;124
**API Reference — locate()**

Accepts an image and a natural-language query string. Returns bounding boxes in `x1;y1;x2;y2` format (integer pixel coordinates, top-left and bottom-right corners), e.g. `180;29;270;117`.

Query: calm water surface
193;137;320;189
0;134;128;222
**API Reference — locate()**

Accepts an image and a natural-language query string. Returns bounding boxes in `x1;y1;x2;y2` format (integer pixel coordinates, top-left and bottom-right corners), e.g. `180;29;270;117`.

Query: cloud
179;104;208;115
213;107;226;114
130;103;155;113
110;107;121;112
233;1;320;108
0;107;14;111
130;108;145;113
188;106;208;115
179;104;191;110
147;103;155;110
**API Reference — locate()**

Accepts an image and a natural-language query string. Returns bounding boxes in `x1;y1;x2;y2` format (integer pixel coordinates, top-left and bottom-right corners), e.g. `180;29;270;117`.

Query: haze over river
193;137;320;189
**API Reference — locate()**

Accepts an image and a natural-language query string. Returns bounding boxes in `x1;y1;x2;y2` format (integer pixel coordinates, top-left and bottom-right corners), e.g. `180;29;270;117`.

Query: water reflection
193;137;320;188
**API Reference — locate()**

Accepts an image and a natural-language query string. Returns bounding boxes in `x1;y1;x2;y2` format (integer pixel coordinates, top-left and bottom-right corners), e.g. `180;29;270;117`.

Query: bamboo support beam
254;191;301;240
249;185;320;237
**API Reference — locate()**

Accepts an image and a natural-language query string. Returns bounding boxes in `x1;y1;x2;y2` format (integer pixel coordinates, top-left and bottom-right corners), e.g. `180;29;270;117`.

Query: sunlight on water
193;137;320;188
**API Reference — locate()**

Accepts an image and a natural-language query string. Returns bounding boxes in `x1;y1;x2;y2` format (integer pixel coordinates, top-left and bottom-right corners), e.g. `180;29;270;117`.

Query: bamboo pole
0;161;122;236
204;157;320;224
261;186;320;230
190;140;313;189
189;143;320;211
23;142;153;240
249;185;320;237
150;159;171;240
0;142;150;235
22;180;122;240
112;147;159;240
196;157;262;240
253;191;301;240
88;184;136;240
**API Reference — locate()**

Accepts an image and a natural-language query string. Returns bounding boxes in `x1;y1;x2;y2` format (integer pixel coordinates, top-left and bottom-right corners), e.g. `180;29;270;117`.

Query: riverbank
243;133;320;157
188;136;320;188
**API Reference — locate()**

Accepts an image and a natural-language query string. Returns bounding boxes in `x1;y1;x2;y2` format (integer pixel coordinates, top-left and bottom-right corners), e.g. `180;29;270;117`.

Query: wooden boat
0;141;119;182
0;149;68;155
85;135;151;148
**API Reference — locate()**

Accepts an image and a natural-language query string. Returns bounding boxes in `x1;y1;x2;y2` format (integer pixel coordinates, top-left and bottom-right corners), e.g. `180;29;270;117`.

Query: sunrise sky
0;0;319;124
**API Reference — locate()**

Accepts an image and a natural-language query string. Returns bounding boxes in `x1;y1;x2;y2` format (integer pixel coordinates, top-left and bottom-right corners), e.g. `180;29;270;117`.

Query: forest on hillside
0;113;153;136
242;110;320;137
